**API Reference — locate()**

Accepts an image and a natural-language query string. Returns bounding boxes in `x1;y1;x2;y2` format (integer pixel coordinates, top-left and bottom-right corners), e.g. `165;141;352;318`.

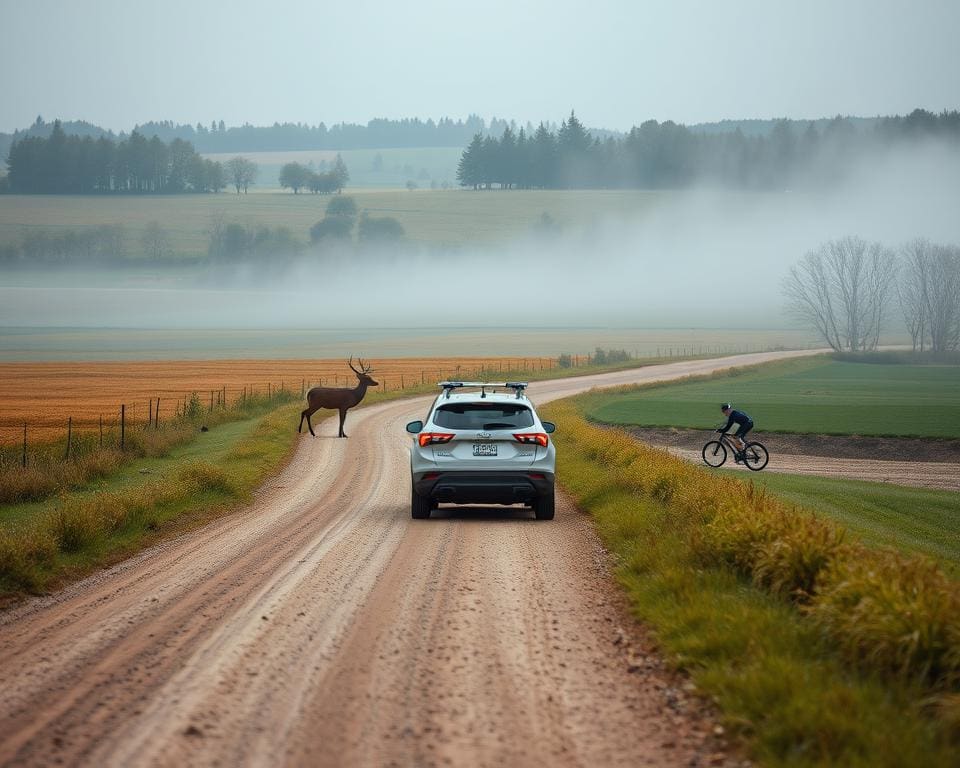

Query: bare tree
898;240;960;353
225;156;258;195
898;239;932;351
783;236;896;351
926;244;960;353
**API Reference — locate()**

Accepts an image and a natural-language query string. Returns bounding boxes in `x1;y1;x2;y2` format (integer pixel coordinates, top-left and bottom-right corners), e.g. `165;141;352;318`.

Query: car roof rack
438;381;529;399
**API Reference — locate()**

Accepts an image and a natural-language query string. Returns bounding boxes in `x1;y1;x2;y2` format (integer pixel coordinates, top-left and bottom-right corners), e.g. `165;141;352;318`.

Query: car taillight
419;432;455;447
513;433;548;447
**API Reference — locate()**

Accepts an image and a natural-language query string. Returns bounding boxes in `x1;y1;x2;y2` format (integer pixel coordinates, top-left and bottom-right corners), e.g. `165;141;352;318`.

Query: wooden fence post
22;422;27;468
65;416;72;461
155;398;160;429
148;398;153;429
99;414;103;448
121;404;126;450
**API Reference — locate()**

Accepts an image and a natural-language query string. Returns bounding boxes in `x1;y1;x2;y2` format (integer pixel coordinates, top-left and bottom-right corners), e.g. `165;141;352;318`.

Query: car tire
533;492;555;520
411;485;431;519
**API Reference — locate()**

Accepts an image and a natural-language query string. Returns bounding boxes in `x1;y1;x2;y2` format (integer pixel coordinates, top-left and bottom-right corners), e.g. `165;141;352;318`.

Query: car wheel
533;492;555;520
411;485;431;519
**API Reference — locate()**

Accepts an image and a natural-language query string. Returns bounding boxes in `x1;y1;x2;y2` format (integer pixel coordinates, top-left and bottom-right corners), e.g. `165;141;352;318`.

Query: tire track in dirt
0;349;822;767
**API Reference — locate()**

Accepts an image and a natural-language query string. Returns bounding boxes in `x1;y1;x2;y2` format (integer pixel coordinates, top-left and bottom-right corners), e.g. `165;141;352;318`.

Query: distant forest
3;122;226;194
0;115;497;159
0;113;889;162
456;109;960;190
2;108;958;194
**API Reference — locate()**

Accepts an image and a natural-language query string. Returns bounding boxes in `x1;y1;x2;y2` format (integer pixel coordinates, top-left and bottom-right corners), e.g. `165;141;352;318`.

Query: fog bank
2;141;958;333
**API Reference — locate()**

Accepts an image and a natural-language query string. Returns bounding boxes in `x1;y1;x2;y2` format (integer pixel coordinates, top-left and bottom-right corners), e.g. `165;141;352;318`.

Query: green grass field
732;470;960;570
0;188;665;256
584;356;960;438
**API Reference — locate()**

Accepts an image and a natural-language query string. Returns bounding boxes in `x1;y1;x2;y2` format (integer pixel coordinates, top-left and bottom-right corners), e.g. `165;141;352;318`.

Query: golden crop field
0;356;557;444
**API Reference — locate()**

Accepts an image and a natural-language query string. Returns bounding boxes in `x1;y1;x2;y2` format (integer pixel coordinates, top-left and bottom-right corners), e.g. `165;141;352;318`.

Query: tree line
456;108;960;190
784;236;960;355
0;116;491;157
278;157;349;194
3;121;226;194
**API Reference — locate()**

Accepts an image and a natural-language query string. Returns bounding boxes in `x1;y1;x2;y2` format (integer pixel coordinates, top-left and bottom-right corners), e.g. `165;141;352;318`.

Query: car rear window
433;402;535;430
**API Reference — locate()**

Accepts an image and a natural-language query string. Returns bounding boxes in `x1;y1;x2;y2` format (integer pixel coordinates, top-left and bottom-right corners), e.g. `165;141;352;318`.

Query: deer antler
348;356;374;375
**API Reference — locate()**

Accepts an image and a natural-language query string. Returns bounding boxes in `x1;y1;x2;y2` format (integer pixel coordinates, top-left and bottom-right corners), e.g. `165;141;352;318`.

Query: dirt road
0;350;824;767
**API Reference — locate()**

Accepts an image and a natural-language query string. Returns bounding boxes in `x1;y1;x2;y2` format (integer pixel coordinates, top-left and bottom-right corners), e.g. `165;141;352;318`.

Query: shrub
752;513;848;600
591;347;630;365
809;552;960;687
325;196;357;218
0;527;57;591
177;461;234;495
49;503;104;553
358;213;404;242
310;215;354;242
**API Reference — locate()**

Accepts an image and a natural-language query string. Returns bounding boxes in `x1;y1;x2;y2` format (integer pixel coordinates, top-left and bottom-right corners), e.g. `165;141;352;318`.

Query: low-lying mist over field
2;140;958;333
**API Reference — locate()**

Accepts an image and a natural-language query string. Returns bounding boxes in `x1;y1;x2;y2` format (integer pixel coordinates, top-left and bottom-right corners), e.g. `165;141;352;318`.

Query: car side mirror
542;421;556;434
406;420;423;434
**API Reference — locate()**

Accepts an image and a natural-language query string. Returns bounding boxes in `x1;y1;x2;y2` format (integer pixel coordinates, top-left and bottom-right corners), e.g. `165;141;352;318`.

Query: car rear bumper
414;471;554;505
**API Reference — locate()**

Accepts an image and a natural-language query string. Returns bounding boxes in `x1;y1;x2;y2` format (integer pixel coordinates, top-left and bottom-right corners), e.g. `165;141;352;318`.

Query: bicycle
701;430;769;471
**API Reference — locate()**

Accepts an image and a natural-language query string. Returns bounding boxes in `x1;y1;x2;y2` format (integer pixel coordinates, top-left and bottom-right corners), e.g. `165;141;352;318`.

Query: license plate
473;443;498;456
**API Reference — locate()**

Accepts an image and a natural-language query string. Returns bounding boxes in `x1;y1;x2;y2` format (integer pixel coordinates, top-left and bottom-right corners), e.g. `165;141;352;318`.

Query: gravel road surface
0;350;825;767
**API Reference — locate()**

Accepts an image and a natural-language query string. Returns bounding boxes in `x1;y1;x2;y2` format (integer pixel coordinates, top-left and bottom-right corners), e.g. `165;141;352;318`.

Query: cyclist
718;403;754;461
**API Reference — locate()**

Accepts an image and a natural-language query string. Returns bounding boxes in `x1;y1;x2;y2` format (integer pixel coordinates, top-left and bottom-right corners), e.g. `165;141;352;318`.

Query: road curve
0;350;819;767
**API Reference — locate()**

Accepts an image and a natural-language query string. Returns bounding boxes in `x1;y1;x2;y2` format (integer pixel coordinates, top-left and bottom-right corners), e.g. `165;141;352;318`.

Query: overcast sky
1;0;958;133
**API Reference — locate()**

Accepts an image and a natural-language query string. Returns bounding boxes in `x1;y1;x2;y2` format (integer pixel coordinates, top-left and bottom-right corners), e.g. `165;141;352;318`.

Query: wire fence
0;357;565;454
0;344;781;459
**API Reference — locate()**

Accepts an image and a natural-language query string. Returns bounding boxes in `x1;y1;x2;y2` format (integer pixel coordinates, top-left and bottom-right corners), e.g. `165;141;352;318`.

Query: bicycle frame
717;432;745;453
703;428;769;471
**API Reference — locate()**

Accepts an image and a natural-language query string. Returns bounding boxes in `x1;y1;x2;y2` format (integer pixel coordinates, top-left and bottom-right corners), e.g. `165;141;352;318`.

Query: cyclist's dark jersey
720;409;753;433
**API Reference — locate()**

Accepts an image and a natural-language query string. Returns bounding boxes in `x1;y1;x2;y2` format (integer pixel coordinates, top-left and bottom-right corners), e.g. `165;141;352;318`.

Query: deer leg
298;409;307;433
301;406;318;437
338;408;348;438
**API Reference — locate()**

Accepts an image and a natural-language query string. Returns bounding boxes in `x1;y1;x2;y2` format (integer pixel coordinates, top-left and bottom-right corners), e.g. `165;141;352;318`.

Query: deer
298;357;379;438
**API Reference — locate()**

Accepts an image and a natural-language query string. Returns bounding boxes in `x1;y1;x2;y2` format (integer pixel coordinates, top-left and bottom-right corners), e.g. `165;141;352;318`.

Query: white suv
405;382;557;520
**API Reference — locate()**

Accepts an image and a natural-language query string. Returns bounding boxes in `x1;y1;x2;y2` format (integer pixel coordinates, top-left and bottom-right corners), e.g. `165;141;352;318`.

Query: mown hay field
0;189;665;256
0;356;551;444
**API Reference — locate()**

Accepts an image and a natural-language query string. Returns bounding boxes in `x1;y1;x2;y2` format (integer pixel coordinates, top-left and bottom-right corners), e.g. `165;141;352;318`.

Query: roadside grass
0;389;298;504
543;399;959;766
582;356;960;438
727;471;960;571
0;353;694;600
0;402;302;599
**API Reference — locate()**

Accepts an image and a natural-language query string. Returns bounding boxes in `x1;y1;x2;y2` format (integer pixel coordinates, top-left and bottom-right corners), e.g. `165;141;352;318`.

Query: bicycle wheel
742;441;769;471
701;440;727;468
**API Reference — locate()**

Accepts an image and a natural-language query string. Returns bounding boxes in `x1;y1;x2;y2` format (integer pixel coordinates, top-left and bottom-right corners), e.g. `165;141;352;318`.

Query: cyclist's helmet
721;403;732;411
